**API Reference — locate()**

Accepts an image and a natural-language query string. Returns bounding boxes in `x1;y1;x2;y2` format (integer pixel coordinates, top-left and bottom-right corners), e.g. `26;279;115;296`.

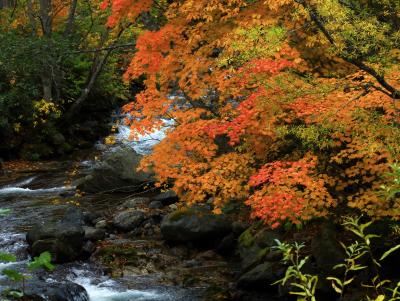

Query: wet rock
232;221;250;236
311;222;345;274
52;132;66;146
26;208;85;263
183;259;202;268
237;261;285;291
77;146;153;193
153;190;179;206
83;240;96;254
161;207;231;246
24;280;89;301
237;226;283;271
84;226;106;241
83;211;102;226
149;200;163;209
195;250;220;261
121;197;151;208
217;233;236;255
168;204;178;210
95;220;107;229
113;209;146;231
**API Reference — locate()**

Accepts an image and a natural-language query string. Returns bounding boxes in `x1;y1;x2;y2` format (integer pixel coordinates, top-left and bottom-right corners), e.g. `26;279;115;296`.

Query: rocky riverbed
0;154;275;301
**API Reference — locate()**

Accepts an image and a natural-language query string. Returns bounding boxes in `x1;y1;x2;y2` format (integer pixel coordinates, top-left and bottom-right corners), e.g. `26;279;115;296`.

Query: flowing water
0;117;209;301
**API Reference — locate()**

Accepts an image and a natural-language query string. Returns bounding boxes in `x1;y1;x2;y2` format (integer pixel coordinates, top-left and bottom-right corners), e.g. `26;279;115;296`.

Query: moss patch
97;244;138;267
238;228;255;248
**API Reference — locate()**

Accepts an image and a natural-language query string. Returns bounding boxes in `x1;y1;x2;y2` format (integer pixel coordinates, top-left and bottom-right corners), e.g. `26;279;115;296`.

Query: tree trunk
64;0;78;36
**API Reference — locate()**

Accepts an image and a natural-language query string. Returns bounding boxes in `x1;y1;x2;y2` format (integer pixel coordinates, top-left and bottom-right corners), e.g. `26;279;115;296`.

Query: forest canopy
1;0;399;228
103;0;400;228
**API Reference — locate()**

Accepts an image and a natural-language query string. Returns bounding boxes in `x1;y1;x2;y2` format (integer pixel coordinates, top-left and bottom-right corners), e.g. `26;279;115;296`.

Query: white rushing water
3;176;37;188
70;269;165;301
114;118;175;155
0;186;72;197
0;174;73;197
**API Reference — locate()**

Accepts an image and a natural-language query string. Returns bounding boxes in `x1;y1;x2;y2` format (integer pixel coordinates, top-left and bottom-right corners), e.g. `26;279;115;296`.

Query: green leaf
360;221;373;233
2;269;26;282
0;252;16;263
380;244;400;261
350;264;367;271
6;290;24;298
327;277;343;287
374;295;385;301
344;277;354;286
0;208;11;216
28;251;54;271
333;263;346;270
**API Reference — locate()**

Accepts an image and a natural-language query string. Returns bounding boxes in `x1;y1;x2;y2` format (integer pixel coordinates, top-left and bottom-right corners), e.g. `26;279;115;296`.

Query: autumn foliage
107;0;400;228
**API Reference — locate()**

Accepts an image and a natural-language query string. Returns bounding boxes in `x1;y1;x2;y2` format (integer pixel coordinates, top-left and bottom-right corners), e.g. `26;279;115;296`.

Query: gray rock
153;190;179;206
24;280;89;301
95;220;107;229
83;241;96;254
217;233;236;255
311;222;345;274
113;209;146;231
232;221;250;236
83;212;102;226
161;207;231;245
77;146;153;193
84;226;105;241
183;259;202;268
122;197;151;208
52;132;66;146
237;226;283;271
168;204;178;210
149;200;163;209
237;261;285;290
26;208;85;263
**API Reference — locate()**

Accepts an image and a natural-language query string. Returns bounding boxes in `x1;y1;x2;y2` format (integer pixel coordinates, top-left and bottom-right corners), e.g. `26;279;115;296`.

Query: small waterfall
114;118;175;155
69;268;165;301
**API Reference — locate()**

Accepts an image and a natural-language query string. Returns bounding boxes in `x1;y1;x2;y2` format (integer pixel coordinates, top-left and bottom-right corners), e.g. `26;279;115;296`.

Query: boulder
149;200;163;209
153;190;179;206
121;197;151;208
237;261;285;291
24;280;89;301
161;207;231;245
113;209;146;231
83;226;106;241
237;226;283;271
311;222;345;274
26;208;85;263
82;211;102;226
95;219;108;229
77;146;153;193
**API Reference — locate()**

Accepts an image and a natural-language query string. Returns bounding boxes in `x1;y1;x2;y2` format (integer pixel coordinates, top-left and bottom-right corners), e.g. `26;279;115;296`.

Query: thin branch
73;43;136;53
294;0;400;99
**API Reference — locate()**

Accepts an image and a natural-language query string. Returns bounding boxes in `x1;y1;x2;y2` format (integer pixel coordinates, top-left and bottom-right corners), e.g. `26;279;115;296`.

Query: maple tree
107;0;399;228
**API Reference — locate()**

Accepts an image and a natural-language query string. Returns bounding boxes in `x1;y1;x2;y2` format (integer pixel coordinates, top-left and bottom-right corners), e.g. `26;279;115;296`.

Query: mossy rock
161;206;232;246
97;244;138;267
238;229;255;248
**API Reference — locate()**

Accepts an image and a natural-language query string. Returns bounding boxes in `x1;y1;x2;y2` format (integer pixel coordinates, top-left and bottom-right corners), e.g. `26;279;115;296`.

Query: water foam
4;176;37;188
72;276;163;301
115;119;175;155
0;186;72;197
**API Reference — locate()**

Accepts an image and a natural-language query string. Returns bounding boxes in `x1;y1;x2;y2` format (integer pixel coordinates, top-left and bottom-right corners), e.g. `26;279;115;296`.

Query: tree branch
73;43;136;53
294;0;400;99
